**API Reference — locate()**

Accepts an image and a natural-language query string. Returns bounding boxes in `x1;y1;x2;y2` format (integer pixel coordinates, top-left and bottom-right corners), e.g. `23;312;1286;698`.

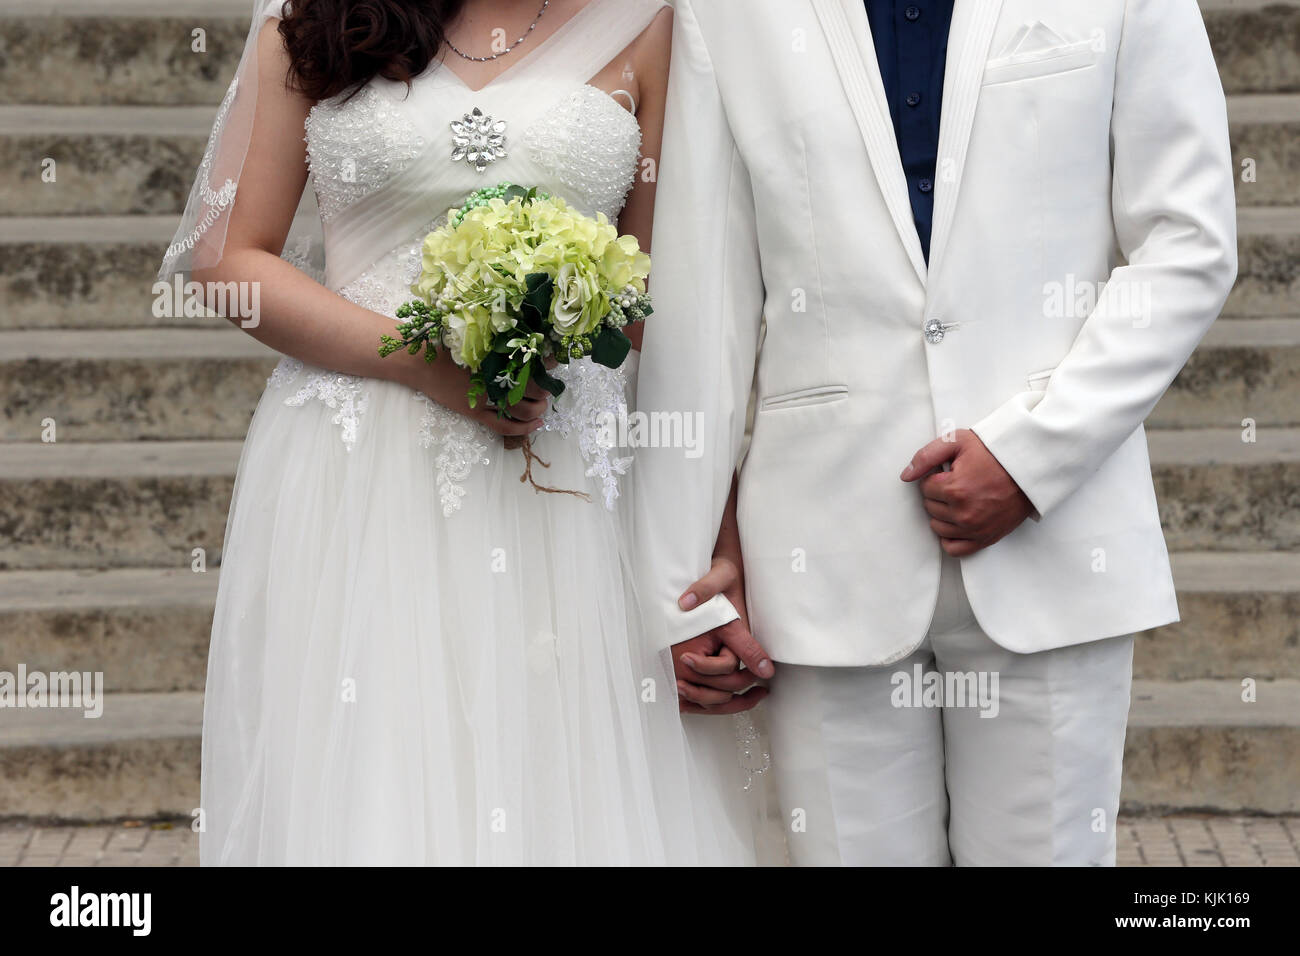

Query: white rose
550;262;590;334
441;314;468;367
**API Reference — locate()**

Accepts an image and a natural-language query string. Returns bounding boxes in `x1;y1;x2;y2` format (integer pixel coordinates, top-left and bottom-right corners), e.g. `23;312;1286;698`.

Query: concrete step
0;691;201;820
1231;207;1300;318
0;440;238;570
0;216;197;329
3;550;1294;698
1202;0;1300;95
1149;426;1300;551
1122;678;1300;814
2;94;1291;217
0;0;1292;107
0;317;1286;444
1152;317;1300;428
0;106;212;217
0;1;251;107
0;328;279;441
0;428;1294;571
0;214;318;329
0;568;216;693
2;681;1292;820
0;207;1291;330
0;104;327;219
1229;94;1300;207
1136;551;1300;680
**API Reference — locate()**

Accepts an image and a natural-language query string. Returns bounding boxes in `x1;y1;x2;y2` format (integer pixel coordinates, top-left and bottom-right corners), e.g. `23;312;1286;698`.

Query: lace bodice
267;0;663;515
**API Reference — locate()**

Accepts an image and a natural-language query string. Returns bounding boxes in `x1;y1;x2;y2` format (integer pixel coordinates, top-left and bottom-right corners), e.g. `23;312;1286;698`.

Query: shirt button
924;318;946;344
906;92;922;107
917;178;933;193
905;5;922;21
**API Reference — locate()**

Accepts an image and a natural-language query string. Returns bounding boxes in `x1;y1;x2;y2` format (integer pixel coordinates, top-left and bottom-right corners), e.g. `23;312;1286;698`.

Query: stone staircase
0;0;1297;820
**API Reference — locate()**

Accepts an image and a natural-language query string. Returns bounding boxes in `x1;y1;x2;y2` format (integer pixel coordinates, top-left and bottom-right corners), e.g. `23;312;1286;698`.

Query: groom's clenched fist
671;555;772;715
902;429;1035;557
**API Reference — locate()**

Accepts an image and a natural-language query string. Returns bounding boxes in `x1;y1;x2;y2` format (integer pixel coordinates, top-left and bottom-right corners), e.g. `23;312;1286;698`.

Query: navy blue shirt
863;0;955;261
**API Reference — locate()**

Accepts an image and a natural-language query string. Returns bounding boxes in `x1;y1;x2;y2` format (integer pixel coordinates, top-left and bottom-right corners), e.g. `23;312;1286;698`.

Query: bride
162;0;761;865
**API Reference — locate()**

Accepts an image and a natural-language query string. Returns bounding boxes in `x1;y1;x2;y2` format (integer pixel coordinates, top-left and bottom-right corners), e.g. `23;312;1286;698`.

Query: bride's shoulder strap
258;0;288;23
518;0;671;88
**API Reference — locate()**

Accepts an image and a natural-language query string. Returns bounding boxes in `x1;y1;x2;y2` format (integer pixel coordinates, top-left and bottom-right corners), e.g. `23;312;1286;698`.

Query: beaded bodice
305;80;642;231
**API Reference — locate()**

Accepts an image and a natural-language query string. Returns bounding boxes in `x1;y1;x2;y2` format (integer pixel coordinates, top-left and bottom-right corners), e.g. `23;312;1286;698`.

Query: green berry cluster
607;287;653;329
553;335;592;362
379;299;444;362
451;182;553;227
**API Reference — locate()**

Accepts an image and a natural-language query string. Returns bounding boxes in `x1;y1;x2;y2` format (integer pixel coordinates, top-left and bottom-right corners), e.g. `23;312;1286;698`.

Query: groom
636;0;1237;865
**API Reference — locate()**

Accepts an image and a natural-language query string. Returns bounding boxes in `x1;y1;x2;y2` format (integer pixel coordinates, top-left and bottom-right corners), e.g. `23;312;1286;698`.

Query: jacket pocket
759;385;849;411
983;41;1100;87
1027;367;1056;392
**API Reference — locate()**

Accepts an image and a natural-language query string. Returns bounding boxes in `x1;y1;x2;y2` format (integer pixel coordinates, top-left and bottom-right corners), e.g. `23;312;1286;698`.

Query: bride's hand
407;357;551;438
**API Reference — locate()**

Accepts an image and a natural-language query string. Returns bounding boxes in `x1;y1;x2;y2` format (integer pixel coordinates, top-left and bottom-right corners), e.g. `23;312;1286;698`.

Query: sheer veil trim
160;76;241;275
159;1;325;283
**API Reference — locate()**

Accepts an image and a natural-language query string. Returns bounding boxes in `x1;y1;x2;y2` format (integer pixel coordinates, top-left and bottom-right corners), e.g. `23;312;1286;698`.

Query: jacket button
924;317;946;344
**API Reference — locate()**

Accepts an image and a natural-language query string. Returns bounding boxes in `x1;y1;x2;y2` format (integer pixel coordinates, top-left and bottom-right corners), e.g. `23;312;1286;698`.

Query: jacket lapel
928;0;1003;281
811;0;927;284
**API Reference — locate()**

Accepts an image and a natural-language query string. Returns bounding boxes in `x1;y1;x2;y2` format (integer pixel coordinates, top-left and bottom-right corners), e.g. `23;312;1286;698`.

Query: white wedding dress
198;0;759;865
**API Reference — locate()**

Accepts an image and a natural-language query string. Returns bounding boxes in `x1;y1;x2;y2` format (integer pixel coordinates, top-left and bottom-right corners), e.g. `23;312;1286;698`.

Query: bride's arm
193;21;545;437
611;6;673;352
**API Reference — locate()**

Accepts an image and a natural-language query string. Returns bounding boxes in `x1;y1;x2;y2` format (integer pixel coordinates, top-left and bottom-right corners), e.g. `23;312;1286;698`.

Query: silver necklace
447;1;551;63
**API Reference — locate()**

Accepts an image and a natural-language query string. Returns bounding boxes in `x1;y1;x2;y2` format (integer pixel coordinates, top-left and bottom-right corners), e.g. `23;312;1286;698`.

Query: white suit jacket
634;0;1238;664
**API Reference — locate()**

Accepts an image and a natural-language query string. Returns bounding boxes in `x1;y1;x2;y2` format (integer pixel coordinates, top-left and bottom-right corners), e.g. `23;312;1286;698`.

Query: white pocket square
996;20;1073;58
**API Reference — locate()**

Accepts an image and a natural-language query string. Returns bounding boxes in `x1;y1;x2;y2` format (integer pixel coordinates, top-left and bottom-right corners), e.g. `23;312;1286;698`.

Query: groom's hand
671;556;773;715
902;429;1035;557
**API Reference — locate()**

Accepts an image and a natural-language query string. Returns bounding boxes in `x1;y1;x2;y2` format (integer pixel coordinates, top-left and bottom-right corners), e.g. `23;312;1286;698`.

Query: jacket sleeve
633;0;765;650
971;0;1238;518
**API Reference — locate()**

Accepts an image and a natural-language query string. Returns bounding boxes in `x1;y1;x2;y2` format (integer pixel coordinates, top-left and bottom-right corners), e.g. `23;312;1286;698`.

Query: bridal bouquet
380;184;652;426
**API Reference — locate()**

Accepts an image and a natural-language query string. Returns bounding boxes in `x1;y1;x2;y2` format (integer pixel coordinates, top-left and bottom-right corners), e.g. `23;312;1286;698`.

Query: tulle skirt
200;360;759;865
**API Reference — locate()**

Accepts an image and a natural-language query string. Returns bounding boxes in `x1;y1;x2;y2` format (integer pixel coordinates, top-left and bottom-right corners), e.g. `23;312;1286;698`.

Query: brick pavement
2;815;1297;866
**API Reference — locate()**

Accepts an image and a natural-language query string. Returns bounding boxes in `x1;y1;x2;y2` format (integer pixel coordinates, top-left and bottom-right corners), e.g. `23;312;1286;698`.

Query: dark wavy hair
278;0;468;101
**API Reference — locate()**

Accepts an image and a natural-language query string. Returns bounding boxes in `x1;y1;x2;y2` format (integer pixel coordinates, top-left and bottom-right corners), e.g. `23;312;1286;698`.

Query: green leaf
521;273;553;332
531;361;566;398
591;326;632;369
506;361;531;407
479;351;506;387
503;184;529;203
485;380;510;412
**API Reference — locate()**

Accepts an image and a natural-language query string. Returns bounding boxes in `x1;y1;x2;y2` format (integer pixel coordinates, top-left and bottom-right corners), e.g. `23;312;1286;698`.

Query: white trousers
764;556;1135;866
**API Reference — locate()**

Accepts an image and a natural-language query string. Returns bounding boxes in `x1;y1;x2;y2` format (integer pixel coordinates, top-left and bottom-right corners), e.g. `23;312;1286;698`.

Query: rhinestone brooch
451;108;507;173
